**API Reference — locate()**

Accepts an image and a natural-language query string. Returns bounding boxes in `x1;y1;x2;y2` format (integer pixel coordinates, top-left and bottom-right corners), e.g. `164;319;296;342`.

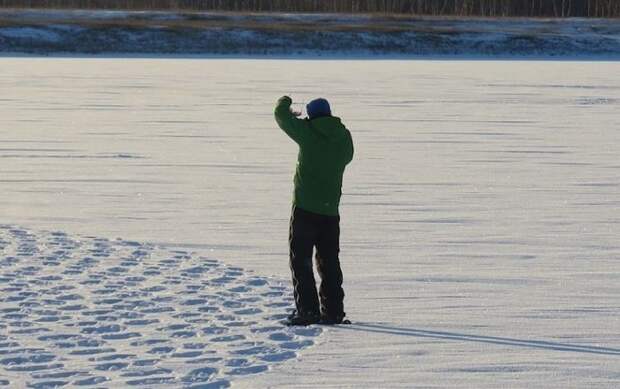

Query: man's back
274;96;354;216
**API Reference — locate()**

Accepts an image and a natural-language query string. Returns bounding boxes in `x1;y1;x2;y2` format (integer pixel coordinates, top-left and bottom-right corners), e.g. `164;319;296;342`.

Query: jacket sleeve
274;96;310;145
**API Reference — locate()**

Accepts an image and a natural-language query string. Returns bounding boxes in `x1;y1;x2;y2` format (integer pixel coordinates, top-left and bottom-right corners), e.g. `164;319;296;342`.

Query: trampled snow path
0;225;320;388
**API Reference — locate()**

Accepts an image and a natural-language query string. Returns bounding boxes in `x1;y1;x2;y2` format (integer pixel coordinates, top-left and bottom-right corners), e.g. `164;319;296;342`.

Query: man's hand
278;96;301;117
278;96;292;107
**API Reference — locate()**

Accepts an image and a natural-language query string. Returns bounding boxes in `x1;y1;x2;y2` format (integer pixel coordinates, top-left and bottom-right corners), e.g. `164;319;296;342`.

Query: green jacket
275;96;354;216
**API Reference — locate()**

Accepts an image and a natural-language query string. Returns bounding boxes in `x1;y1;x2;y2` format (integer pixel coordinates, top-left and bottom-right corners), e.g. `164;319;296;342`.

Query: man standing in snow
274;96;354;326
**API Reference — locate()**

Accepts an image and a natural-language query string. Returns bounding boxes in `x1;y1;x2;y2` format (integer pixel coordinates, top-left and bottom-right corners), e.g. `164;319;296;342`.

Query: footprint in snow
0;225;322;388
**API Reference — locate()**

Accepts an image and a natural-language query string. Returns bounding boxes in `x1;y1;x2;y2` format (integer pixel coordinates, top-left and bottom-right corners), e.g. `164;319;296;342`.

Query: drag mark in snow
0;226;320;388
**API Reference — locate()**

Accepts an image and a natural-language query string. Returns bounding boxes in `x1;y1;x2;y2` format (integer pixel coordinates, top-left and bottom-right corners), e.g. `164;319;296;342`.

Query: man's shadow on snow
338;323;620;356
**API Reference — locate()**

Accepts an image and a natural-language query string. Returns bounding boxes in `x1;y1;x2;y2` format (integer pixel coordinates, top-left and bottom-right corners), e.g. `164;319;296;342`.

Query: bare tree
0;0;618;17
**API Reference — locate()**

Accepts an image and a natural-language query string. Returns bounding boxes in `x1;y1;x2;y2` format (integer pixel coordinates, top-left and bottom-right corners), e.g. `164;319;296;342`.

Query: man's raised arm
274;96;309;144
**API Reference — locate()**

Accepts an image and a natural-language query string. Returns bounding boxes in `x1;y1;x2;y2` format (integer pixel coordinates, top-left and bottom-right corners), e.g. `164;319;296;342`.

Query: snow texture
0;226;321;387
1;58;619;388
0;10;620;57
0;27;61;42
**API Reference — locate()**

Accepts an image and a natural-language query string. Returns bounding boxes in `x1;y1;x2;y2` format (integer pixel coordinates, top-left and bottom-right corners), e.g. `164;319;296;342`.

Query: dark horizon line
1;0;620;19
2;53;620;62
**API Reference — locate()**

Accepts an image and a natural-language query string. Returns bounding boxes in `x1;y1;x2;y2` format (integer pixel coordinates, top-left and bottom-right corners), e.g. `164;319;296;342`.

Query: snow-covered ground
1;58;620;387
0;226;320;387
1;10;620;57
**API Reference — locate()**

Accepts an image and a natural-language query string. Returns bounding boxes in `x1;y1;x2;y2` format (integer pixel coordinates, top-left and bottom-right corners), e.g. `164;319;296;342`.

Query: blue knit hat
306;98;331;120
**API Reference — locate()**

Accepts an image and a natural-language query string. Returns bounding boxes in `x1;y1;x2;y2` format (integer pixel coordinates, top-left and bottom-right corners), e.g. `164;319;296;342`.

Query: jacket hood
309;116;348;141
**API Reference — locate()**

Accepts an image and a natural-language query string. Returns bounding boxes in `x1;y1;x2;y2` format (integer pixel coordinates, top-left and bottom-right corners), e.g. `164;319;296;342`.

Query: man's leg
315;214;345;321
289;206;320;317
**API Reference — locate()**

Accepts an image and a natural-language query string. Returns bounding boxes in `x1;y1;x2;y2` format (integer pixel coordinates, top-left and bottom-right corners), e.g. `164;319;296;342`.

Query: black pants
289;206;345;318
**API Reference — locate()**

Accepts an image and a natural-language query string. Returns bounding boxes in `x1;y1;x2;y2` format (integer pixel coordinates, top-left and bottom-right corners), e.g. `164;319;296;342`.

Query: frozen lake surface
1;58;620;387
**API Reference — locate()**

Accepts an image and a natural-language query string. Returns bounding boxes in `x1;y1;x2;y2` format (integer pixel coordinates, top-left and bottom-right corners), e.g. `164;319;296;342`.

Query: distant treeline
1;0;619;17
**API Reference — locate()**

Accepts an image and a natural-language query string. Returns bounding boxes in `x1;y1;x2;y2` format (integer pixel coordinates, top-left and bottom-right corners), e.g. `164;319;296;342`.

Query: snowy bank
0;9;619;58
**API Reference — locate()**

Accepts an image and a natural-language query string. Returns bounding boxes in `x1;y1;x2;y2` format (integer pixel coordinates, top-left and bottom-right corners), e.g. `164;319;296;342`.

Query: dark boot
285;310;320;326
319;312;350;325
